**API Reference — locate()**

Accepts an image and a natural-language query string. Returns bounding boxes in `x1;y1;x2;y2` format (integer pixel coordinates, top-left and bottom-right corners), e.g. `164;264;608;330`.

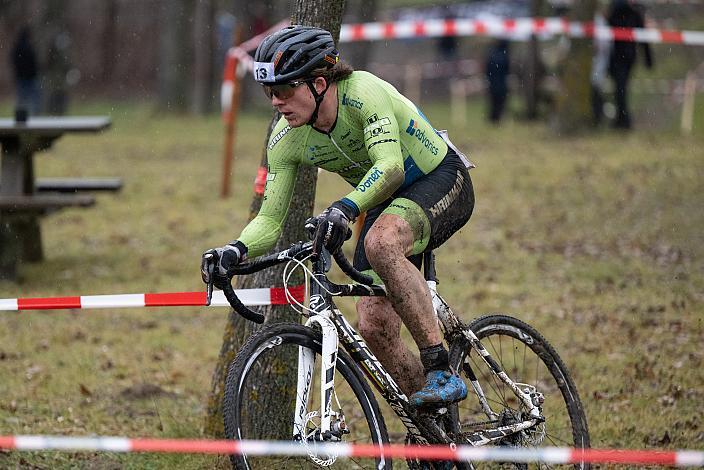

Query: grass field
0;96;702;468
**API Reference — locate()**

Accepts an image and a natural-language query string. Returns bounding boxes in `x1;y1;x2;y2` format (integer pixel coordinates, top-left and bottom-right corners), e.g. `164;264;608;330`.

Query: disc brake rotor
298;411;338;467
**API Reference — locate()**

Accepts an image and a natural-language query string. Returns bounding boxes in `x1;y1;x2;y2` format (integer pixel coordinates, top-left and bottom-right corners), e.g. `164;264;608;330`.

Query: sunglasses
262;79;312;100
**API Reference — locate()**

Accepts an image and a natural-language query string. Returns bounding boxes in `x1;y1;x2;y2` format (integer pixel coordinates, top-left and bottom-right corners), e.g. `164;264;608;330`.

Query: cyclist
202;25;475;408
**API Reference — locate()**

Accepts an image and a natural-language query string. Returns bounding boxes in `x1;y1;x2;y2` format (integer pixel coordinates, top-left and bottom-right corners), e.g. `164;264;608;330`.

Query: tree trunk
552;0;597;134
158;0;193;112
203;0;347;437
524;0;544;120
192;0;214;115
339;0;378;69
101;0;117;83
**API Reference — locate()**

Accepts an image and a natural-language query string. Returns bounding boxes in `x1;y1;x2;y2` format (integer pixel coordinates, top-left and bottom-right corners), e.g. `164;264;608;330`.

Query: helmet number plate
253;62;275;83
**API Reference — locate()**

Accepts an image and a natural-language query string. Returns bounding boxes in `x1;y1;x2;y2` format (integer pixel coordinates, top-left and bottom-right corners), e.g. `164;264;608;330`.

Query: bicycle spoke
451;316;590;469
470;349;507;407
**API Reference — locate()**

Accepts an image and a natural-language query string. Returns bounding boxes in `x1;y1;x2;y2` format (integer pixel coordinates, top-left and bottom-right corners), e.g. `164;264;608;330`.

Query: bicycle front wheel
223;322;391;469
449;315;590;469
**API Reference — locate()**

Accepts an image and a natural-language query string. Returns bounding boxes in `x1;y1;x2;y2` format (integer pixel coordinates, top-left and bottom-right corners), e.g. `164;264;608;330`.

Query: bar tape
0;286;305;311
0;436;702;466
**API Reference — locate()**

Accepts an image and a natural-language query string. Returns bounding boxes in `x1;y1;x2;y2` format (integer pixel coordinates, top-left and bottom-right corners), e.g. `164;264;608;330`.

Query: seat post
423;251;437;283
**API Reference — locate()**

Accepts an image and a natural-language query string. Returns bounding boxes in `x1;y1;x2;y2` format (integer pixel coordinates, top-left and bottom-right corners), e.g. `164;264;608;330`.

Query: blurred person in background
11;26;41;116
45;31;73;115
485;39;510;123
591;6;612;126
437;12;460;78
607;0;653;129
437;11;459;62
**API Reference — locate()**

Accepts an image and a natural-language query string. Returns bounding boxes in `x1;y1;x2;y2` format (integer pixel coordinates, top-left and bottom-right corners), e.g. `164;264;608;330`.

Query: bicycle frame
291;249;544;447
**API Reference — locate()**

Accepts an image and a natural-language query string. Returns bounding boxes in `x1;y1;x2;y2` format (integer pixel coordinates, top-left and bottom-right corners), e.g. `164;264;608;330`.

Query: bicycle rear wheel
449;315;590;469
224;323;391;469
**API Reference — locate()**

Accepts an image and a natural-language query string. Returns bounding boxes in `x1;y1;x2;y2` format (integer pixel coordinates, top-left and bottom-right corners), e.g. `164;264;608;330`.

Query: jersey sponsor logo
341;93;363;109
307;145;336;161
406;119;439;155
273;51;284;67
347;138;364;151
368;138;398;150
268;125;292;150
363;114;392;139
429;170;465;217
356;167;384;193
341;159;371;173
315;157;339;166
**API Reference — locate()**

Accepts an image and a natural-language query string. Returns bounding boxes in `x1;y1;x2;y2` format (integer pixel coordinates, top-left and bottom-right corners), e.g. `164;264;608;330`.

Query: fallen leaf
79;383;92;397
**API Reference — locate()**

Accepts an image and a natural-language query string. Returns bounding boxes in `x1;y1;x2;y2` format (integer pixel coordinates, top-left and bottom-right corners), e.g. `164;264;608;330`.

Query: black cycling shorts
353;148;474;273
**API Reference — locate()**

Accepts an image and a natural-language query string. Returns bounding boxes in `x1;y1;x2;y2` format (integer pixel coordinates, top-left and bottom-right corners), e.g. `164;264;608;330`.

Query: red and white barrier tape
0;436;702;466
221;17;704;115
338;17;704;46
0;286;304;311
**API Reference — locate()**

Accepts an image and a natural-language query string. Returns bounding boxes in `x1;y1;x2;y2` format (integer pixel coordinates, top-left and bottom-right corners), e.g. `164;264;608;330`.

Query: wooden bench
0;194;96;213
0;194;97;277
35;177;123;193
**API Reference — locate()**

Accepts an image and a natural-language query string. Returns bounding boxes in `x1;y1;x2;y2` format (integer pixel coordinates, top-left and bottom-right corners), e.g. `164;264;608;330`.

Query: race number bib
438;130;476;169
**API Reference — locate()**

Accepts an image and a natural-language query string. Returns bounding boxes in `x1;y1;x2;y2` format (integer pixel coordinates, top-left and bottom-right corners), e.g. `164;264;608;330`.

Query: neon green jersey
238;71;448;257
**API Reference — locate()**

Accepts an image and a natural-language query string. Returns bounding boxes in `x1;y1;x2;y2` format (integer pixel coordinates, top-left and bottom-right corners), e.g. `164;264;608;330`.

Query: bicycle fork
293;309;342;441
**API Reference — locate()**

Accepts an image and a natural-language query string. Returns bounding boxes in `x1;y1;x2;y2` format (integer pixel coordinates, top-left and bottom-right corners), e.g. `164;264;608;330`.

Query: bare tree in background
192;0;215;114
523;0;544;120
552;0;598;133
203;0;347;437
340;0;378;70
158;0;193;111
101;0;118;84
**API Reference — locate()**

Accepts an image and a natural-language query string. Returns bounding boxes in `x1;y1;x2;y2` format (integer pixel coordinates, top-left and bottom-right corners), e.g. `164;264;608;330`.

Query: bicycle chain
458;418;500;429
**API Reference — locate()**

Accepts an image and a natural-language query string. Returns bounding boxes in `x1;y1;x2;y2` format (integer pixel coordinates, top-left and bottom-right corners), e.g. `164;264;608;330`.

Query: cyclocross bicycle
203;225;590;469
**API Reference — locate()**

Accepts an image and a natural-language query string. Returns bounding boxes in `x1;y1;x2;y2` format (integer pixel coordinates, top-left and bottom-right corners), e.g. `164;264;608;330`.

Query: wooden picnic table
0;116;112;280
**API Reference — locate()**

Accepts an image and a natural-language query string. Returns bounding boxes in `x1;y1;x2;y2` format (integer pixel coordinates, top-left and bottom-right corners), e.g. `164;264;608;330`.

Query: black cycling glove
313;201;357;255
201;240;247;289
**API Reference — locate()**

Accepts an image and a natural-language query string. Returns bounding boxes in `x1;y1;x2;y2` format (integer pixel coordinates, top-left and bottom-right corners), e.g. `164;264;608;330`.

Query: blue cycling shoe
410;370;467;408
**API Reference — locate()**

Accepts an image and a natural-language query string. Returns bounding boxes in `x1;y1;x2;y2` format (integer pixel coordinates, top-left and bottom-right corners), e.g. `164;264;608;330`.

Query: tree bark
203;0;347;437
552;0;598;134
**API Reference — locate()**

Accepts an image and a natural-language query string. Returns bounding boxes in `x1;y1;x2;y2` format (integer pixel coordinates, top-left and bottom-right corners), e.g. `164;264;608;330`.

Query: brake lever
206;279;213;306
202;253;215;306
304;217;318;240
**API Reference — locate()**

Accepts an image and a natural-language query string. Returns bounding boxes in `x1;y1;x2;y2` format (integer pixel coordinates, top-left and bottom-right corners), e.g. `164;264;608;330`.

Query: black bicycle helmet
253;25;339;84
